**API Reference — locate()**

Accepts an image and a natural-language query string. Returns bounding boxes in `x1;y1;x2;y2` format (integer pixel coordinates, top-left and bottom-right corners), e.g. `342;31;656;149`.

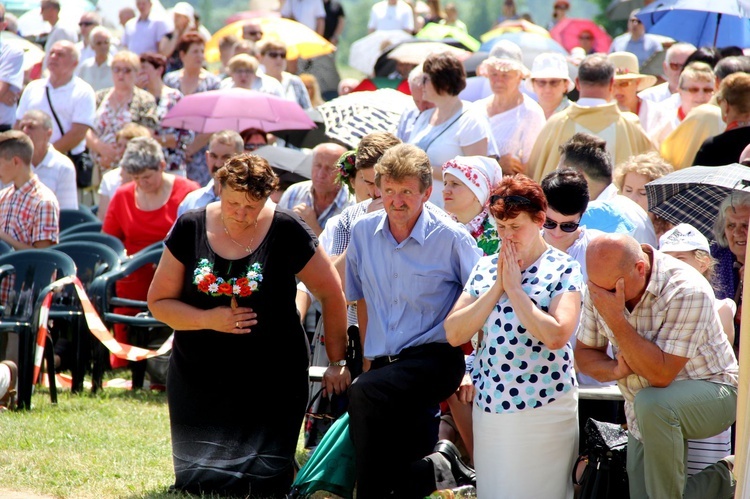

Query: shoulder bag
45;86;94;188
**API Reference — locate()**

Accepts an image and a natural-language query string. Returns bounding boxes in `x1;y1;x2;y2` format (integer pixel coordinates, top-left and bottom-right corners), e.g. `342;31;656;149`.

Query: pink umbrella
161;89;316;134
225;10;280;25
550;18;612;53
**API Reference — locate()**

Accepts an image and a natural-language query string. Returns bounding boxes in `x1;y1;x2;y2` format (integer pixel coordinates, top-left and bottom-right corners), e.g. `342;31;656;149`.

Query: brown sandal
0;360;17;411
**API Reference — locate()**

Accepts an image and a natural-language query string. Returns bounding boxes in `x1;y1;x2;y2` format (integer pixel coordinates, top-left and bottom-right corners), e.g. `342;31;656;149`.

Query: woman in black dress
148;154;350;497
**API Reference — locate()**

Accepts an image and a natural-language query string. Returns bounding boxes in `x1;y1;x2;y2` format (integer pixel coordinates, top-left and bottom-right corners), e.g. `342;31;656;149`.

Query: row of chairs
0;208;168;409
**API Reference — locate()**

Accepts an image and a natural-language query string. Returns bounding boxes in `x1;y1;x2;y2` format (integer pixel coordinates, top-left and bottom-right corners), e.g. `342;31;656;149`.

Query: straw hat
479;40;530;78
607;51;657;91
527;52;575;92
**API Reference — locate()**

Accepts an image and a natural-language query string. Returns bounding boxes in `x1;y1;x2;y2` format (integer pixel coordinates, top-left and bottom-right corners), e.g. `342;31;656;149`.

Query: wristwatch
329;359;347;367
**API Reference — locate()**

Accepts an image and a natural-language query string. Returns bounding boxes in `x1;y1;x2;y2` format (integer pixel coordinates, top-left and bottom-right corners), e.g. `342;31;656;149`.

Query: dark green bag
289;413;356;498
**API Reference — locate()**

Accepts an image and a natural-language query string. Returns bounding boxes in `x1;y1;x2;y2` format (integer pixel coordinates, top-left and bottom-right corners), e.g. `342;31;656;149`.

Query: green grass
0;387;313;499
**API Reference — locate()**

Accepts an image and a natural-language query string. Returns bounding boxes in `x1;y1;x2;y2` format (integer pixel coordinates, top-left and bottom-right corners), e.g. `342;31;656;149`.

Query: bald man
575;234;738;499
277;142;352;236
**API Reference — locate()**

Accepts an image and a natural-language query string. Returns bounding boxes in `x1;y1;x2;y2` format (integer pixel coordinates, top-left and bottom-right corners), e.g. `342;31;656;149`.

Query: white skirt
473;388;578;499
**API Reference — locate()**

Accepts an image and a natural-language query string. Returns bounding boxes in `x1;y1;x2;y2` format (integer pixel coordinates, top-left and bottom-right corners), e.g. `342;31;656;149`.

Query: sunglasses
668;62;685;72
681;86;714;94
79;21;97;27
244;143;264;151
490;194;533;206
533;79;564;88
266;51;287;59
543;217;580;232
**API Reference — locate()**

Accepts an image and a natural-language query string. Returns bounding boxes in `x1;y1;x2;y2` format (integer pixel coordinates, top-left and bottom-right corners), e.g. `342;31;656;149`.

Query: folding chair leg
44;336;57;404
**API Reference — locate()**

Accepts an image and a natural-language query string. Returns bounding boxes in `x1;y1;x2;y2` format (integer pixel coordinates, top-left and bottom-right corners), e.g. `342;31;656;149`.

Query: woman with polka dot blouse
445;174;583;498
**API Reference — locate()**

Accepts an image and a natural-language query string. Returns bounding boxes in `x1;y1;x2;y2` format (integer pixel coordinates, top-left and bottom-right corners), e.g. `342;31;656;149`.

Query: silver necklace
222;215;258;253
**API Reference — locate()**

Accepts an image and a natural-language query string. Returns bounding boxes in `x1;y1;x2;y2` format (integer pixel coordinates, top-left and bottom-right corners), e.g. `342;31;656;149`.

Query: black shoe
434;439;476;487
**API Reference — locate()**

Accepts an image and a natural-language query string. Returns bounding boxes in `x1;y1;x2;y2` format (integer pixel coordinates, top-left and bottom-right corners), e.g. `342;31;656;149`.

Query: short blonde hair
227;54;259;74
613;152;674;191
374;144;432;193
115;123;151;142
678;61;715;88
257;38;286;56
112;50;140;70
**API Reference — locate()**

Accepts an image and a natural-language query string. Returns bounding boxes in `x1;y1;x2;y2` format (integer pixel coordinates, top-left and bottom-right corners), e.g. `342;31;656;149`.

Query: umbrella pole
734;243;750;498
714;13;722;48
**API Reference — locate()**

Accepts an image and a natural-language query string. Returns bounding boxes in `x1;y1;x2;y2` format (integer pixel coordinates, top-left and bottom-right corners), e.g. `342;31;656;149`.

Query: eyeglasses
244;143;264;151
112;66;134;74
265;51;287;59
532;79;564;88
79;21;97;27
668;62;685;72
681;86;714;94
490;194;533;206
543;217;581;232
629;18;642;24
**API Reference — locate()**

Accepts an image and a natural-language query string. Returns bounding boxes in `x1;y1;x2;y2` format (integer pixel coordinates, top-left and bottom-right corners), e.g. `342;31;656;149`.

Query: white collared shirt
32;144;78;209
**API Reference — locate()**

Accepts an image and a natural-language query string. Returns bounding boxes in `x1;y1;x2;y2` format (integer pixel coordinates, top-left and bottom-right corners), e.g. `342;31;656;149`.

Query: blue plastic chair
59;208;99;233
0;249;77;409
58;221;103;239
58;232;127;261
88;247;168;390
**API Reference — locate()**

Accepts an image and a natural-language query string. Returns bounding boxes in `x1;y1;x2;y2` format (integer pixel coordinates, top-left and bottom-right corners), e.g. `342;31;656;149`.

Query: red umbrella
225;10;280;25
550;18;612;53
161;89;316;134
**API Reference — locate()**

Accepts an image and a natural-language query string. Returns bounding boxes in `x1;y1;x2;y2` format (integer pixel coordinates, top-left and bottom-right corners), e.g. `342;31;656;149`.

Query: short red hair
489;174;547;224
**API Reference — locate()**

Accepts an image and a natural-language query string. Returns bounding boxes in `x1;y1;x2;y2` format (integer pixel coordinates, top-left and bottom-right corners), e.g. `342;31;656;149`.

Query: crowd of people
0;0;747;498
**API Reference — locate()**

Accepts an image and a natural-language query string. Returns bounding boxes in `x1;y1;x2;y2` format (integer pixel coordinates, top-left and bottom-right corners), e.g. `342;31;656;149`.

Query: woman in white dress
408;52;495;207
475;40;546;176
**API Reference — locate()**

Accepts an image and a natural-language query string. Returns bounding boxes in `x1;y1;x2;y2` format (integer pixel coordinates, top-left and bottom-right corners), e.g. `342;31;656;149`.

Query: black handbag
45;86;94;188
573;418;630;499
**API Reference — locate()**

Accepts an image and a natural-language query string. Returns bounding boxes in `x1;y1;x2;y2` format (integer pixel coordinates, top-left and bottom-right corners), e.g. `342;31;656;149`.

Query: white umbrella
1;32;45;71
387;41;470;66
253;145;312;179
348;30;414;76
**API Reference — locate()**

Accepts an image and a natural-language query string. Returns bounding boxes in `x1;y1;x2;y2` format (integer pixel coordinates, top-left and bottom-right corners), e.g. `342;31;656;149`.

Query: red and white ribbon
33;275;173;384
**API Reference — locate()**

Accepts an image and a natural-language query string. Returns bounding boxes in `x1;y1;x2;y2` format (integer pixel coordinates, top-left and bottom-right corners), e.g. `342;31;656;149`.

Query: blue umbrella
3;0;41;10
480;32;568;70
636;0;750;48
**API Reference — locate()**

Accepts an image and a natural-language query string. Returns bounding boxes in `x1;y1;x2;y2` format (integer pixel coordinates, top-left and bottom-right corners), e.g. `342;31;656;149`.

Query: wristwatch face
331;360;347;366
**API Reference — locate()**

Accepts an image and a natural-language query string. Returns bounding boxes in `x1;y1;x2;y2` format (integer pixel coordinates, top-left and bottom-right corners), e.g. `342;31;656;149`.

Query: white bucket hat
527;52;575;93
479;40;530;78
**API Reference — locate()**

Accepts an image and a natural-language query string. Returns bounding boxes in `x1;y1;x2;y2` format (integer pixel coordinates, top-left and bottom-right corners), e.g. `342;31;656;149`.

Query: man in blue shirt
346;143;481;497
609;9;663;68
177;130;243;217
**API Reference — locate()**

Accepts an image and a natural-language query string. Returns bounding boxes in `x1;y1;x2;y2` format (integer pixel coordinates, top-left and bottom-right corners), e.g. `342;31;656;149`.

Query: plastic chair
59;232;127;261
50;242;121;393
0;249;77;409
88;247;168;390
0;240;13;255
58;221;103;239
59;208;100;233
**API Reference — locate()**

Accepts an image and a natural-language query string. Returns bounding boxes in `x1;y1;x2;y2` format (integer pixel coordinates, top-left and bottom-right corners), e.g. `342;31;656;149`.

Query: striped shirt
576;245;738;440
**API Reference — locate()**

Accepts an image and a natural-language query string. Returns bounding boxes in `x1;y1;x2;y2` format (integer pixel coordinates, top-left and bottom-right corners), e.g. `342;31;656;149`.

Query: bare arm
445;285;503;346
333;250;347;289
574;340;633;382
589;278;689;387
331;16;345;44
0;82;18;106
54;123;90;154
97;195;110;222
315;17;325;36
158;32;180;57
0;230;54;249
502;243;581;349
298;246;351;394
147;248;258;333
461;138;488;157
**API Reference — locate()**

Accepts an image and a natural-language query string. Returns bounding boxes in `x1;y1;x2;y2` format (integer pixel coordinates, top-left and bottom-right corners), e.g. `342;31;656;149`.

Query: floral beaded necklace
193;258;264;298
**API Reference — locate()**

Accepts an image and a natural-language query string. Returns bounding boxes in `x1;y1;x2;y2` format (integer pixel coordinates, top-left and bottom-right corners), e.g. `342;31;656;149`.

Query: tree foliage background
163;0;615;71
